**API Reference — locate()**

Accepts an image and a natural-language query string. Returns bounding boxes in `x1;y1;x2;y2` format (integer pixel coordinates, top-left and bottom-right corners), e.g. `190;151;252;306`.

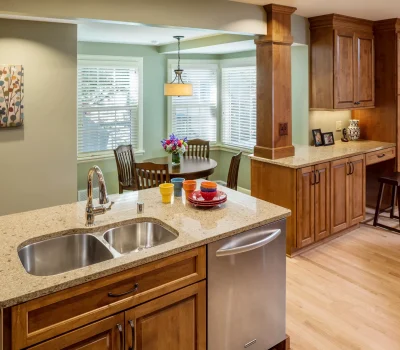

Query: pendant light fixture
164;36;193;97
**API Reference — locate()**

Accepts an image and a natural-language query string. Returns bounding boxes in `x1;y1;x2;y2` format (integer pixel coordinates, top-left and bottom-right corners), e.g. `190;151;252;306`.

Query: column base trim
254;145;295;159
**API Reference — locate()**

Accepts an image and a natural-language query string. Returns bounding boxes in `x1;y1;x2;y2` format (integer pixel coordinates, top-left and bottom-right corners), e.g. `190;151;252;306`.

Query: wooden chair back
114;145;136;193
134;162;170;190
184;139;210;159
227;152;242;190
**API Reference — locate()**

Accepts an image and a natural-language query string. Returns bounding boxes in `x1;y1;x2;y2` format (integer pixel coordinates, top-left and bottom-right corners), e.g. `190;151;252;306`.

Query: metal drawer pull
108;283;139;297
377;154;385;158
216;229;281;257
117;323;123;350
129;320;135;350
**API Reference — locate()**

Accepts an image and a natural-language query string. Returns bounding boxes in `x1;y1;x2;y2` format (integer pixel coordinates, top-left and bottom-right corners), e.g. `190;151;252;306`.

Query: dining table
145;155;218;180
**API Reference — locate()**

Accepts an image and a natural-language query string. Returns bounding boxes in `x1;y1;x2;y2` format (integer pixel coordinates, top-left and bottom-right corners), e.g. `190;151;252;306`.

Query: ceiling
78;22;220;46
231;0;400;21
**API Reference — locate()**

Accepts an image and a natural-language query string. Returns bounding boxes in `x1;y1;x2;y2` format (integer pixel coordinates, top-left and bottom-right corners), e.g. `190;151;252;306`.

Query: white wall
0;19;77;216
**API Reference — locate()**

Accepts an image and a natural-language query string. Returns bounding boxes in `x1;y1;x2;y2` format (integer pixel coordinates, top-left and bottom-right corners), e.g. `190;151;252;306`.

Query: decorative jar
347;120;360;141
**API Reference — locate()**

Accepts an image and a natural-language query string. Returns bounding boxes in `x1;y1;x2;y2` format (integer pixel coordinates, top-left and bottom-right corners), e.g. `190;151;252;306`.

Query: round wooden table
145;156;218;180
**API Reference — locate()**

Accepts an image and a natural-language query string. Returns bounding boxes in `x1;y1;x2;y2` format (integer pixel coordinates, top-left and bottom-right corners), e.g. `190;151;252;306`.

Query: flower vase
172;153;181;166
347;120;361;141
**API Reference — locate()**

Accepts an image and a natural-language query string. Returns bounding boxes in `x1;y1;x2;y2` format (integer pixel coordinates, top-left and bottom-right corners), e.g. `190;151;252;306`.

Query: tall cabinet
309;14;375;110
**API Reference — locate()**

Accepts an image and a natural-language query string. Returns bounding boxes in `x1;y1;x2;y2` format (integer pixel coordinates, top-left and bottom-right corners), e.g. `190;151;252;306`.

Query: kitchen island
250;140;396;256
0;182;290;350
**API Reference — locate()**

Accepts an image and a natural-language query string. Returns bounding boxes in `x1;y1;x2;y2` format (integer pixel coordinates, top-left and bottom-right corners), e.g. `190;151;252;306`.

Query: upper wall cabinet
309;14;375;110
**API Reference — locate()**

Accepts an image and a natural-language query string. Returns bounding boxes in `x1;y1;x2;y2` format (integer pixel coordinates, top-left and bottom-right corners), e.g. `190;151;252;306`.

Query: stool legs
390;186;397;219
373;182;385;227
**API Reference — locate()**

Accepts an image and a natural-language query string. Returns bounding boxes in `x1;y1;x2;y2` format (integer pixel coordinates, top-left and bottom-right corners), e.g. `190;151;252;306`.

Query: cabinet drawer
12;247;206;349
365;147;395;166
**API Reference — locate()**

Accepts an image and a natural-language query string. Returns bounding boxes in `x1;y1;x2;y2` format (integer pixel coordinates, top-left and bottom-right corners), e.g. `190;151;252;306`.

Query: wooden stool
373;174;400;233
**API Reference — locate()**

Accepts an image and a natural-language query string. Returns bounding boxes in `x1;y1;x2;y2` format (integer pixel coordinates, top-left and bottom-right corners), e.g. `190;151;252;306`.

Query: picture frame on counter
312;129;324;147
322;132;335;146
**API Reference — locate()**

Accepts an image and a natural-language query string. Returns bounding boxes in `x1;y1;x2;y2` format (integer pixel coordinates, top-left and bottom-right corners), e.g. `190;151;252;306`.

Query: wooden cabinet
310;14;374;110
331;155;366;233
348;155;366;226
296;162;330;248
11;247;207;350
27;313;124;350
125;282;206;350
331;158;349;233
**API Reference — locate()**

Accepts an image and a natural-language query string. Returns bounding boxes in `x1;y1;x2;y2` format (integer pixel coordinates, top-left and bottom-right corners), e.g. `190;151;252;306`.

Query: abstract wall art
0;65;24;128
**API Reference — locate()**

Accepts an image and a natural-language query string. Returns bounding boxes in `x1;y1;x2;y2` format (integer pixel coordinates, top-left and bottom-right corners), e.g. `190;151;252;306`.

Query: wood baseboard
269;335;290;350
288;224;360;258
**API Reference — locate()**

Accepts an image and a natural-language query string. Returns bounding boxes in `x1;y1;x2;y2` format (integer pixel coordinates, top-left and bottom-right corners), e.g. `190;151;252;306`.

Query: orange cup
183;180;197;199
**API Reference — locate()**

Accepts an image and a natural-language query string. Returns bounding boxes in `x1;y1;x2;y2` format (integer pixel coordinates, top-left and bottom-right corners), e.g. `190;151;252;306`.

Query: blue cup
171;178;185;197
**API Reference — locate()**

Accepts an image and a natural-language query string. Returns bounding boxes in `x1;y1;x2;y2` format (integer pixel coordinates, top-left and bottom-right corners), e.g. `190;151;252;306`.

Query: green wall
291;45;309;145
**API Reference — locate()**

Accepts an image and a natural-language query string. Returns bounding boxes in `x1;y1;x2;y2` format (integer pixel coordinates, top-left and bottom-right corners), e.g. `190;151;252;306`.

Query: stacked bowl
200;181;218;201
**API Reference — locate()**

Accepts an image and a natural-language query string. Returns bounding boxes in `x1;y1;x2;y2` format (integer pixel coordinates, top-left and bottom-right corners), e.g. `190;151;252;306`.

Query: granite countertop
249;140;396;169
0;181;290;308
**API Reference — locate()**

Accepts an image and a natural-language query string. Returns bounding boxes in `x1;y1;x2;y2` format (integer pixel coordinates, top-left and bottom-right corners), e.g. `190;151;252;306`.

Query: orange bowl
200;181;217;189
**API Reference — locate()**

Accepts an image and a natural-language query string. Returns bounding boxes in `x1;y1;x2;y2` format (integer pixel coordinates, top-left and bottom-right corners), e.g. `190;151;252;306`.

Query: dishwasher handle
216;229;281;257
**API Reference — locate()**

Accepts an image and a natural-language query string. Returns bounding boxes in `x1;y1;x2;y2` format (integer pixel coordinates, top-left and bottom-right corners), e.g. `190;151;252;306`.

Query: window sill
211;145;253;156
78;150;145;164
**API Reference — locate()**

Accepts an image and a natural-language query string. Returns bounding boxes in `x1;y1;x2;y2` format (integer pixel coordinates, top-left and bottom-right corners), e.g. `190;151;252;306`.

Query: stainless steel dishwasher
207;219;286;350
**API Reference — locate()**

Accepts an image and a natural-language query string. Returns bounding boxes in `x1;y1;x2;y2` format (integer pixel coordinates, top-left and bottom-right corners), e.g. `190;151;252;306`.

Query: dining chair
134;162;170;190
114;145;137;194
217;152;242;190
184;139;210;159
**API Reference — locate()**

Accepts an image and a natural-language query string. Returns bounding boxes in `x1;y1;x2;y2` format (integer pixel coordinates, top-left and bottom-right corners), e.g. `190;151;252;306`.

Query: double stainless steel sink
18;222;177;277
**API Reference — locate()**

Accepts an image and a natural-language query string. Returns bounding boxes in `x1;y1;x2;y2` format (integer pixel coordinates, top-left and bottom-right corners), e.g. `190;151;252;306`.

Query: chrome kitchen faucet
85;166;114;226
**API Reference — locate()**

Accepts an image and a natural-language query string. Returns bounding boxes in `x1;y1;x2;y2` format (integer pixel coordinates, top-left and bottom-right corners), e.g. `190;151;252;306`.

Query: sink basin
18;234;114;276
103;222;177;254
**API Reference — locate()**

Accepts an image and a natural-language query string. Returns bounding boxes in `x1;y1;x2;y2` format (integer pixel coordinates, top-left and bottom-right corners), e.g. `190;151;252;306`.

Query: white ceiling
78;22;220;46
231;0;400;21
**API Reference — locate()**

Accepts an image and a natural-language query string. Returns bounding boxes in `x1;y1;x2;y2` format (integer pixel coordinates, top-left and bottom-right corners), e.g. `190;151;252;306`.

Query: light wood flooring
287;223;400;350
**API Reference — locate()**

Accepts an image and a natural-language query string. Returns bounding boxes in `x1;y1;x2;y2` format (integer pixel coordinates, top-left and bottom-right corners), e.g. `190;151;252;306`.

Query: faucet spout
86;166;113;226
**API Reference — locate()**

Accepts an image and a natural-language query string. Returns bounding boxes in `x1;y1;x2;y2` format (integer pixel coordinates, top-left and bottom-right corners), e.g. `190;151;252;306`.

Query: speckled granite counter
249;140;395;169
0;182;290;308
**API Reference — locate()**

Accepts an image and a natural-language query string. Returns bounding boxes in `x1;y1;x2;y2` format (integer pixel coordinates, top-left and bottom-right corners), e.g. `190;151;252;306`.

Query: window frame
167;57;256;154
77;54;144;162
167;59;220;145
220;56;256;153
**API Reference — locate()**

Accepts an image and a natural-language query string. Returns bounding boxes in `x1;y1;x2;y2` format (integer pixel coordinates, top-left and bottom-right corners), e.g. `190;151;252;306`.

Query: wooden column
254;4;296;159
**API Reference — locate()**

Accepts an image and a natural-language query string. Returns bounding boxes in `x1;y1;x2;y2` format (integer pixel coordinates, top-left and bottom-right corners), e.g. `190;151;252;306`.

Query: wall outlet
279;123;288;136
336;121;342;131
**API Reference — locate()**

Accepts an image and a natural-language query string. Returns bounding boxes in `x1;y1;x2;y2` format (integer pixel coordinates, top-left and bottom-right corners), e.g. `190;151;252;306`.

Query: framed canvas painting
0;65;24;128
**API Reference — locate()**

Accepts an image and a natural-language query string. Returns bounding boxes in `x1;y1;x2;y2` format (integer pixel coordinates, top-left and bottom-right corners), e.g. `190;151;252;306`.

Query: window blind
77;59;140;159
170;65;218;142
221;66;257;149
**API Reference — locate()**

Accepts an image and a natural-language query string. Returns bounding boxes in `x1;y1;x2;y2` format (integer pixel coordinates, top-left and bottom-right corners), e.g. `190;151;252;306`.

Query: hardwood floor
287;225;400;350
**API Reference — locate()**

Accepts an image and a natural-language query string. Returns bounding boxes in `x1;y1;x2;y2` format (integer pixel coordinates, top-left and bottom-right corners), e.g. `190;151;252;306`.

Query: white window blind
221;66;257;149
77;56;142;159
170;64;218;142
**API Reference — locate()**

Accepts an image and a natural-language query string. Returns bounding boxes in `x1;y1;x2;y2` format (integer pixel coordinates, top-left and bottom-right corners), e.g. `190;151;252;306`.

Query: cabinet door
334;30;356;109
296;166;315;248
348;154;366;226
125;282;206;350
354;32;375;107
331;158;349;233
314;162;331;241
27;313;124;350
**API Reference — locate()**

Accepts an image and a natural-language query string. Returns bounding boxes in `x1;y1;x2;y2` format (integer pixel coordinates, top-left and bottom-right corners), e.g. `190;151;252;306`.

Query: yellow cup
159;183;174;204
